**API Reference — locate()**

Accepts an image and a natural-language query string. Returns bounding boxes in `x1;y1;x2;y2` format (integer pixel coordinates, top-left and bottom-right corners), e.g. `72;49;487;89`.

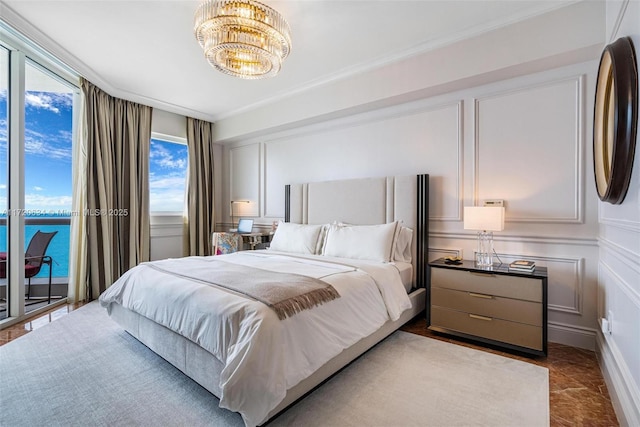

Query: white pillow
393;226;413;263
323;221;399;262
269;222;324;254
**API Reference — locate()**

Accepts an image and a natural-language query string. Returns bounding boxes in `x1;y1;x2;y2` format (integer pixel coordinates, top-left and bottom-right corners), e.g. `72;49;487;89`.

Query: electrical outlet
483;199;504;207
601;311;613;334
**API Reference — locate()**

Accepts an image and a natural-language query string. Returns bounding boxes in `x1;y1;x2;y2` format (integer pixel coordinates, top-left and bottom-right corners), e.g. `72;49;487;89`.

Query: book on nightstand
509;260;536;272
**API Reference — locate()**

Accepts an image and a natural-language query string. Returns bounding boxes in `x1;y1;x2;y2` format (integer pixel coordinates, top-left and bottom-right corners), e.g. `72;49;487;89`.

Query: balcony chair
0;231;57;303
25;230;58;303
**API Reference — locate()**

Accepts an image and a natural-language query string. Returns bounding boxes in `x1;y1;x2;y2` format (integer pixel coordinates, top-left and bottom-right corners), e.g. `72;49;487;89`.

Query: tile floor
1;303;620;426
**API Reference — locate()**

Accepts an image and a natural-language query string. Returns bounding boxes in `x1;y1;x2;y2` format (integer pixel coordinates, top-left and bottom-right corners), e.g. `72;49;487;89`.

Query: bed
99;174;429;427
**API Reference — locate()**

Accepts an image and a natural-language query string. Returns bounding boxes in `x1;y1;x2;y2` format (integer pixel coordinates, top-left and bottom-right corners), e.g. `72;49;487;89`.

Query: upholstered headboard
284;174;429;288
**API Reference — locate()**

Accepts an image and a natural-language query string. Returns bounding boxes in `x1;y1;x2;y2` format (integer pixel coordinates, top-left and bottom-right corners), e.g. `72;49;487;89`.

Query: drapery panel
67;89;87;303
184;117;215;256
80;78;151;299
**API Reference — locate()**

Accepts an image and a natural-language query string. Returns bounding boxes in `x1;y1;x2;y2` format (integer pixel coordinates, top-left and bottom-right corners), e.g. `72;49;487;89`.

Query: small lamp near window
230;200;251;231
463;206;505;268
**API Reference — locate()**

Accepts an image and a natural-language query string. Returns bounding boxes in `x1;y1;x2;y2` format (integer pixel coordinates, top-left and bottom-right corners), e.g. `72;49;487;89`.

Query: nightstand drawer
431;287;542;326
431;306;543;351
432;268;542;302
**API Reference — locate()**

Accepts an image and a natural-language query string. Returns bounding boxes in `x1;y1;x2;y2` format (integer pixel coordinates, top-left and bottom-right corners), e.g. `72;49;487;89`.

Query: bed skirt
108;287;426;424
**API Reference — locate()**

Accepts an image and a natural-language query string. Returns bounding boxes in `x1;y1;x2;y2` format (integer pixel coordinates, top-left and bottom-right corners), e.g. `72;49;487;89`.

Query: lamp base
475;231;494;268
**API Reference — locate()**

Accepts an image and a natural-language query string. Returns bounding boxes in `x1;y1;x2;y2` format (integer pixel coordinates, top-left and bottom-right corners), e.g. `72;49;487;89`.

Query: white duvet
99;251;411;427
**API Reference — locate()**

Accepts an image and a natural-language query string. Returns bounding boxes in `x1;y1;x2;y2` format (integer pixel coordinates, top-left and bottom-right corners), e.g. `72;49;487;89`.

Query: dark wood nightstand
428;258;548;357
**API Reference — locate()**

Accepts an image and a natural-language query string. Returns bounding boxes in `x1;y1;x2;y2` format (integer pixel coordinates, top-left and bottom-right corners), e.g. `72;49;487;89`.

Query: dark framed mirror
593;36;638;204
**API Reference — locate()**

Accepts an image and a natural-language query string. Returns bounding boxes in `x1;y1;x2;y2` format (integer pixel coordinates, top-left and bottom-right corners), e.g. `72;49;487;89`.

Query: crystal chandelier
194;0;292;79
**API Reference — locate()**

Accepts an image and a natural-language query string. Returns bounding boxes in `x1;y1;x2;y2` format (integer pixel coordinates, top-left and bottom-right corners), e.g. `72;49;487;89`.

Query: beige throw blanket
146;259;340;320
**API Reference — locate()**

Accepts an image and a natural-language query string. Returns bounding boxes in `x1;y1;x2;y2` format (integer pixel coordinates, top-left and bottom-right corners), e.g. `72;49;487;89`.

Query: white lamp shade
231;200;254;217
464;207;505;231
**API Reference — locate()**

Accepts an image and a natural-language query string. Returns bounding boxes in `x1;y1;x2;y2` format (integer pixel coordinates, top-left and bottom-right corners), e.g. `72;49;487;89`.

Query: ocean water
0;224;70;278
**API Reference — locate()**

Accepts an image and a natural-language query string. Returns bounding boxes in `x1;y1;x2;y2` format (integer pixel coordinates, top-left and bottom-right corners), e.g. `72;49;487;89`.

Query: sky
149;138;188;213
0;91;187;215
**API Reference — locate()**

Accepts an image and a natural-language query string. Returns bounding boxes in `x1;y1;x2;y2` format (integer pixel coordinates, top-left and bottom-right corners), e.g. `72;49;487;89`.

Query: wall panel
222;61;601;353
474;76;583;223
597;2;640;425
230;143;260;217
264;103;463;220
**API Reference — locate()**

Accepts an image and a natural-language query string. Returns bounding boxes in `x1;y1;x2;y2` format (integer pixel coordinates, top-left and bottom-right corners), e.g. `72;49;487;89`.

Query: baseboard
597;331;640;426
548;321;596;351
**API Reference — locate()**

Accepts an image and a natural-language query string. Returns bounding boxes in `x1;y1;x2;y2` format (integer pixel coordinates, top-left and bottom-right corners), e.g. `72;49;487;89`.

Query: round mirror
593;37;638;204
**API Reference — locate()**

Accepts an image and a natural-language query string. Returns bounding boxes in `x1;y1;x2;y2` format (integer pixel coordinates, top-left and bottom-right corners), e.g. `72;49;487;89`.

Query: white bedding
99;251;411;427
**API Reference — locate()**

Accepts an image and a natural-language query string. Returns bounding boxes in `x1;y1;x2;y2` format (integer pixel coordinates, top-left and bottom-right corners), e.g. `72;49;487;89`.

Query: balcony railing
0;216;70;320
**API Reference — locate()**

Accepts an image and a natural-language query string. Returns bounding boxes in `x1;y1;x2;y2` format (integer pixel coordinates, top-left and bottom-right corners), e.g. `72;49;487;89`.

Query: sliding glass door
0;46;8;320
22;60;74;311
0;29;78;324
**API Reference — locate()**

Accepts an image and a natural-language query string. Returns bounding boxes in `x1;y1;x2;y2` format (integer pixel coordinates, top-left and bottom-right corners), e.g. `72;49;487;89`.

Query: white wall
218;2;606;352
597;2;640;425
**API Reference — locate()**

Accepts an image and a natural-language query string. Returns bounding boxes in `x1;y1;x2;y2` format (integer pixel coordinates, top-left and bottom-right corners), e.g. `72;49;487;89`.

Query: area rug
0;302;549;426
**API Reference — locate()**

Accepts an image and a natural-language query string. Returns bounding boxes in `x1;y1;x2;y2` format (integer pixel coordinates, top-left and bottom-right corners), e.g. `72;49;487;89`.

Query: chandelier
194;0;292;79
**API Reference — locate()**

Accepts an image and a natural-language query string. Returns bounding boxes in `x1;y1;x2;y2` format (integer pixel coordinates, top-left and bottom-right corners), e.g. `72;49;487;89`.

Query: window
149;137;188;214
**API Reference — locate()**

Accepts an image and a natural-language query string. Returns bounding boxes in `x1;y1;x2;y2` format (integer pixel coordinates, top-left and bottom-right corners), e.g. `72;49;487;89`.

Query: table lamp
230;200;251;231
463;206;505;267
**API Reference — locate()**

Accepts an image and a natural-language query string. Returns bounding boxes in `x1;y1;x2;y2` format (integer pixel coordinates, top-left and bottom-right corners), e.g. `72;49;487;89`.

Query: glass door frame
0;22;80;327
6;48;26;320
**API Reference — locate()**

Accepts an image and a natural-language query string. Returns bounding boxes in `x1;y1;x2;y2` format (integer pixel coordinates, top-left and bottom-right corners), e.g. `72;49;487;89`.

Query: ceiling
0;0;574;122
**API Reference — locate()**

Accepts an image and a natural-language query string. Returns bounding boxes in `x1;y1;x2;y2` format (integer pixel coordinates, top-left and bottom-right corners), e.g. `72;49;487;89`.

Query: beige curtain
67;90;88;302
184;117;215;256
81;78;152;299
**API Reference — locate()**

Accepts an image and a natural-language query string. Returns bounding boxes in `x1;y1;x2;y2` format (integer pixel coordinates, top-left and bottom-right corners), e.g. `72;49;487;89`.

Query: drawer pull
468;292;493;299
469;271;496;277
469;313;493;321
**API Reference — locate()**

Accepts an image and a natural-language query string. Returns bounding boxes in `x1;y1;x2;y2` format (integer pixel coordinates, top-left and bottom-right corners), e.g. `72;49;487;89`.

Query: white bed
99;174;429;427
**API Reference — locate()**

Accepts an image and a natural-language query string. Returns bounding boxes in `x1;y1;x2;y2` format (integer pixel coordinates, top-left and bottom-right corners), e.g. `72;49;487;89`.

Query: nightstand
240;232;273;250
428;258;548;356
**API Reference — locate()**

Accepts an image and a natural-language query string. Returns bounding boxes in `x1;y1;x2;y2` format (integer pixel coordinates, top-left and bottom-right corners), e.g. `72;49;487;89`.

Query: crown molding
210;0;580;122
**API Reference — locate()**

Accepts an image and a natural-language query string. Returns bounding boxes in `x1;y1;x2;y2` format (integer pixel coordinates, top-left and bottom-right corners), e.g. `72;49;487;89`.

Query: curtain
67;91;87;302
80;78;152;299
184;117;215;256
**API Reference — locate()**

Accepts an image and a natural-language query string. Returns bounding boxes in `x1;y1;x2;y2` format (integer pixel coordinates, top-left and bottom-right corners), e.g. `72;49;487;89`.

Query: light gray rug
0;302;549;426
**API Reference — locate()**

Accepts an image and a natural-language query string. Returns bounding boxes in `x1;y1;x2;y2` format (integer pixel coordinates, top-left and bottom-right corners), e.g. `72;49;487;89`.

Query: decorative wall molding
548;320;596;350
262;142;283;219
599;238;640;275
472;74;585;224
609;0;630;42
230;60;599;352
452;101;464;222
597;329;640;427
495;253;584;315
260;98;463;147
599;217;640;233
208;3;573;123
229;143;261;217
429;231;597;247
262;100;464;220
599;258;640;308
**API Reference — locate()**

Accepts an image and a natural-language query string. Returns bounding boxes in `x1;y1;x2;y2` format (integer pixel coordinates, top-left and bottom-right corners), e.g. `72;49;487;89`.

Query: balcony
0;216;70;321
